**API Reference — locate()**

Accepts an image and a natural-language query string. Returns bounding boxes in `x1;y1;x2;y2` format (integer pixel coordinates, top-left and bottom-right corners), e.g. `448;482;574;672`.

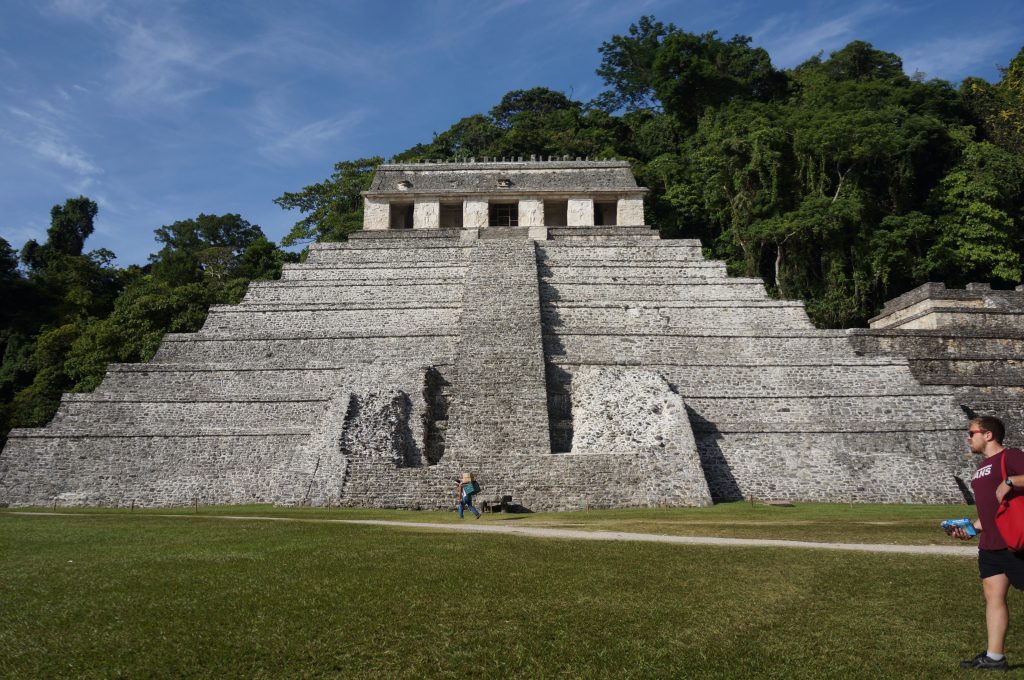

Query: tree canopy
3;15;1023;443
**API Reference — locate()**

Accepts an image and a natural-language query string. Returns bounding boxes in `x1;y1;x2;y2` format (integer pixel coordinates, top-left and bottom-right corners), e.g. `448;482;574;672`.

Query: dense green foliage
279;17;1023;329
1;16;1022;443
0;508;999;678
0;203;296;443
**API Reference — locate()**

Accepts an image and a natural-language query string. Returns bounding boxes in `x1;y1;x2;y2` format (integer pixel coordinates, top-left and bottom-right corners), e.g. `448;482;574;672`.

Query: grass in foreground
0;511;1009;679
7;500;981;545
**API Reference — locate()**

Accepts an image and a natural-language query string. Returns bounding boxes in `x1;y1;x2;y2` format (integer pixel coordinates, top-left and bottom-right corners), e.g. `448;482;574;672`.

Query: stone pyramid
0;161;973;509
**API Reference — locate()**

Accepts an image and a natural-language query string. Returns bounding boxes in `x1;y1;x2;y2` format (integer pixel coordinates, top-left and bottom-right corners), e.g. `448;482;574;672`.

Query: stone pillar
518;198;544;227
617;198;645;226
567;197;594;227
413;200;440;229
464;199;489;229
363;198;389;231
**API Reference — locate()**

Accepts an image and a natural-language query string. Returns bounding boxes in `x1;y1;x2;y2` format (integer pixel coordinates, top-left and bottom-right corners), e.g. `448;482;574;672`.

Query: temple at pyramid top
361;160;648;231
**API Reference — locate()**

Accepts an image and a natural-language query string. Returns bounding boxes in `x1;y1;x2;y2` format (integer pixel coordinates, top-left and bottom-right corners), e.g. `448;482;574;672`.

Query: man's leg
983;573;1011;655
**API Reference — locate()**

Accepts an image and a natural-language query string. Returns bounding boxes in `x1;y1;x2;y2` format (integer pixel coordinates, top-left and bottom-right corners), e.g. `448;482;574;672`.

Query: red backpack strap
1003;451;1008;480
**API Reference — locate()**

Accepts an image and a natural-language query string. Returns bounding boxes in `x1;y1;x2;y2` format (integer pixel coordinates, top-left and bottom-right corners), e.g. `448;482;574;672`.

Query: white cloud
42;2;220;107
31;137;102;176
256;109;368;163
901;29;1021;81
47;0;110;20
104;15;213;105
2;104;102;177
755;3;897;67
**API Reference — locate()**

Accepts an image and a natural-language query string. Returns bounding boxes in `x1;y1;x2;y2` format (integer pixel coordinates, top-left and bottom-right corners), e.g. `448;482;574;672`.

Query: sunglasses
967;430;987;437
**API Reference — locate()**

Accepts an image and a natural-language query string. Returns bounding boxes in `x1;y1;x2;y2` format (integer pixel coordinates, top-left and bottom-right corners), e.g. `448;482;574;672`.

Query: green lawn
0;508;1012;679
11;500;982;545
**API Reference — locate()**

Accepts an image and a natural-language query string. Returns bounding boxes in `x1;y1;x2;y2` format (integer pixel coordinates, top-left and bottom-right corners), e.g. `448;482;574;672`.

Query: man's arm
952;519;981;540
995;473;1024;503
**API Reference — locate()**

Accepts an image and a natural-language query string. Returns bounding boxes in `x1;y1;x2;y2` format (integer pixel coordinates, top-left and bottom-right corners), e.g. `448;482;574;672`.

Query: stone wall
538;240;972;504
0;198;981;509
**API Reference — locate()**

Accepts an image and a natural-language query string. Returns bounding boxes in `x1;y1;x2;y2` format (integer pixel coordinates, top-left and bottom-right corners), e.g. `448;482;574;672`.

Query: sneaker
960;652;1009;671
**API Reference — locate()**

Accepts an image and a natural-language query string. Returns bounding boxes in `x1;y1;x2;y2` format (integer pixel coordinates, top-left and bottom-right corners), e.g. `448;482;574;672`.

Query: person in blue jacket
456;472;481;519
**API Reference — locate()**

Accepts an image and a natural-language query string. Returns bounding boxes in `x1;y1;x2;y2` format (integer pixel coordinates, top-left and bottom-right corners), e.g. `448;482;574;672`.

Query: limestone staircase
0;232;471;507
537;239;972;503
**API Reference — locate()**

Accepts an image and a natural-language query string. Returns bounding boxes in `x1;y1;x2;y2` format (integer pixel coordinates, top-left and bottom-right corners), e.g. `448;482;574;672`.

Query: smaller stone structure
850;282;1024;444
361;160;648;233
868;282;1024;331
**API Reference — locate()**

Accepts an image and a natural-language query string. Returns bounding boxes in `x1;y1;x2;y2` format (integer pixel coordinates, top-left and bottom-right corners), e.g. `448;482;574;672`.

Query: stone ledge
282;263;467;271
549;357;913;367
848;328;1024;340
247;280;462;289
541;238;701;247
60;393;329;403
869;306;1024;330
338;241;474;250
161;331;459;342
104;361;456;372
542;300;806;309
210;302;462;312
6;428;309;438
378;160;634;170
690;422;961;434
871;282;1024;321
685;390;955;399
348;229;465;240
310;239;470;249
537;260;721;268
546;330;850;338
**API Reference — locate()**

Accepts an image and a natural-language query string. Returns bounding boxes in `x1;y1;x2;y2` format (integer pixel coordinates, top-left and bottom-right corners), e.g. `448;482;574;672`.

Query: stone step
151;334;458;365
540;280;770;303
547;226;658;240
848;330;1024;358
955;385;1024;400
908;358;1024;386
549;363;943;397
279;265;467;283
693;431;967;503
242;281;462;305
347;229;466;242
201;307;460;335
0;433;300;507
209;301;461;313
444;239;550;458
542;304;813;332
545;332;865;365
539;268;732;284
683;394;959;424
48;397;326;432
541;259;726;271
91;363;451;399
340;232;472;249
304;245;471;266
479;227;531;239
538;242;704;262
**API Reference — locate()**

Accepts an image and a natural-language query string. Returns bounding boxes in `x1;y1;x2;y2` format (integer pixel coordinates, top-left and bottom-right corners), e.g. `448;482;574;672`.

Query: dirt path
7;512;976;556
336;519;976;556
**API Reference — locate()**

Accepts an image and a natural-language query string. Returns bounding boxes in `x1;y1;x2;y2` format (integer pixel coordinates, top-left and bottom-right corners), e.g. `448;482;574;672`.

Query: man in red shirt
955;416;1024;671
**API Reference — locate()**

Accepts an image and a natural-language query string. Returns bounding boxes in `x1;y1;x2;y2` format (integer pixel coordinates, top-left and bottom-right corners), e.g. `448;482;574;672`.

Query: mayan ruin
3;159;1022;510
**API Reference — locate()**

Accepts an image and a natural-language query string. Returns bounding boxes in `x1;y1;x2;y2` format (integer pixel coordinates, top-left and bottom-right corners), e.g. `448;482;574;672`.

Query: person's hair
971;416;1006;444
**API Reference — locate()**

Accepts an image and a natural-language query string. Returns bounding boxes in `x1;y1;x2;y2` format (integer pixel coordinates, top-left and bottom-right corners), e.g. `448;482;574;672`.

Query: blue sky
2;0;1022;266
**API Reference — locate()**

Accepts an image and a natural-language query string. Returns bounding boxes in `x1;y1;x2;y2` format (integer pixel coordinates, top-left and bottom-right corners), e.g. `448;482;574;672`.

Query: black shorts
979;549;1024;589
